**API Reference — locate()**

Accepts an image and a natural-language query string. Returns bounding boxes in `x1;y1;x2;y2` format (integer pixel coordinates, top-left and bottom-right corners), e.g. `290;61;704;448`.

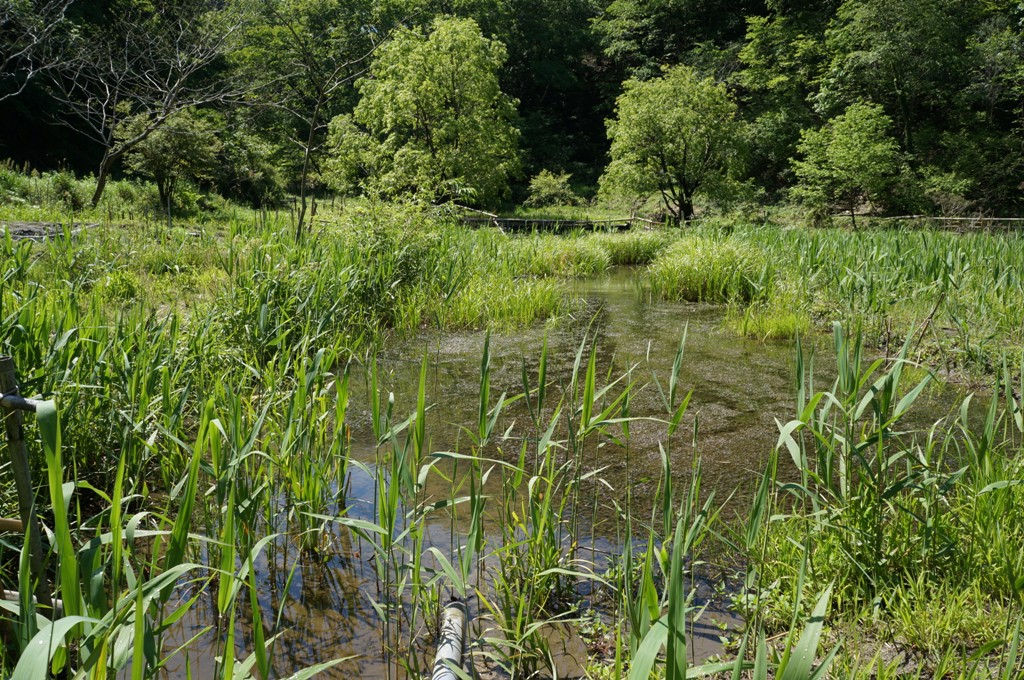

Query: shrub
102;269;140;302
524;170;581;208
50;170;87;212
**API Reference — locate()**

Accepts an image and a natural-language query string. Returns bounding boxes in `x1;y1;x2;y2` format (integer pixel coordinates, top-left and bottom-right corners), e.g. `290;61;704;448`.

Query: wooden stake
0;356;53;615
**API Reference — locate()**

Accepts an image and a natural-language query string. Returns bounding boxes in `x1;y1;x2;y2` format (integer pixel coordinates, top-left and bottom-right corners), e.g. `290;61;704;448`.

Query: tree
736;3;836;194
791;101;904;225
212;119;287;208
593;0;761;81
375;0;606;181
326;16;519;207
48;0;247;207
817;0;970;155
599;65;743;224
234;0;381;238
0;0;74;101
121;109;221;210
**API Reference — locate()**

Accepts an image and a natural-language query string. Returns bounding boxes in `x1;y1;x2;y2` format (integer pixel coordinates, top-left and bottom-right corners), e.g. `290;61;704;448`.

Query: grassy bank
637;222;1024;382
730;326;1024;678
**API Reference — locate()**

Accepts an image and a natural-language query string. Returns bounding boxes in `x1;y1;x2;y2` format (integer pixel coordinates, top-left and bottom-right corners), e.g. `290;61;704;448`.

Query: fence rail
829;214;1024;232
461;216;637;233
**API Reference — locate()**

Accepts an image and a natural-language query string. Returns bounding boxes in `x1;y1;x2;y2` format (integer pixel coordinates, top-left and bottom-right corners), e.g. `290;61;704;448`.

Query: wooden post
0;356;53;615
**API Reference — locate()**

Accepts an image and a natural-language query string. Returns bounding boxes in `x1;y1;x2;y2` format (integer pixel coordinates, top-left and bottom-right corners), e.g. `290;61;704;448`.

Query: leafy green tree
817;0;970;154
234;0;378;237
736;4;836;194
600;65;743;224
326;16;519;207
791;101;904;225
121;108;220;209
48;0;249;207
377;0;605;180
947;10;1024;212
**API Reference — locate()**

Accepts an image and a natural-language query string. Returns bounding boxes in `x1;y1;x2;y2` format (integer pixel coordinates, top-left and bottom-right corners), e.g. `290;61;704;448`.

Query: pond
163;267;963;679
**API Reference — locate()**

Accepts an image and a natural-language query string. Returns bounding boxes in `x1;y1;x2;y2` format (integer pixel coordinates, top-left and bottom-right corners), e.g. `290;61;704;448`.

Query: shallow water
165;267;966;678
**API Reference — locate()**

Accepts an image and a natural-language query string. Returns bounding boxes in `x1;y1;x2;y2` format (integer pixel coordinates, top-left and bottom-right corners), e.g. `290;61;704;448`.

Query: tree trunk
90;151;117;207
295;103;321;242
680;194;695;223
898;92;913;156
156;175;169;208
296;182;308;241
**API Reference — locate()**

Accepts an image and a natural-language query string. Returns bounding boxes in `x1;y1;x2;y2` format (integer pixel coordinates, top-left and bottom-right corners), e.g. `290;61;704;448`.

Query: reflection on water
165;267;964;678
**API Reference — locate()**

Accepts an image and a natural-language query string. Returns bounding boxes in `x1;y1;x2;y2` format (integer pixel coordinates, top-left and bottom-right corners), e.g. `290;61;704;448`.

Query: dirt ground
0;221;96;240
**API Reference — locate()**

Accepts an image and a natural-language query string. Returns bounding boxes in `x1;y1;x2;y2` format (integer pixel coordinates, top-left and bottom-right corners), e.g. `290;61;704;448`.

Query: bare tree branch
0;0;75;101
47;0;252;206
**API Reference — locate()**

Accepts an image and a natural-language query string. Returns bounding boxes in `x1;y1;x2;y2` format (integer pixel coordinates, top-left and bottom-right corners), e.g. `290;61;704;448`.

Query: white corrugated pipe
431;601;468;680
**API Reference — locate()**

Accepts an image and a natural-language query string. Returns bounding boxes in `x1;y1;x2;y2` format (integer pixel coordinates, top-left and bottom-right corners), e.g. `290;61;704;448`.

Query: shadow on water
165;267;971;678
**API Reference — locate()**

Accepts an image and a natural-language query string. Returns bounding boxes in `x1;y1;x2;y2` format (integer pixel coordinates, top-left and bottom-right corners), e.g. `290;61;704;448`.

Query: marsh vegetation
0;195;1021;678
2;1;1023;674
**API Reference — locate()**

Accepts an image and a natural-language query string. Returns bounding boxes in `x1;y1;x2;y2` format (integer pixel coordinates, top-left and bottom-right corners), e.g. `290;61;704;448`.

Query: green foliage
101;269;139;303
601;65;744;224
524;169;580;208
593;0;759;80
326;16;520;207
803;0;1024;216
594;230;674;265
817;0;967;150
234;0;377;232
512;233;612;277
737;10;830;194
717;223;1024;378
49;170;86;212
1;0;1024;218
0;165;112;214
4;202;1024;677
212;124;286;207
728;282;812;341
791;102;906;223
121;109;221;209
746;326;1024;667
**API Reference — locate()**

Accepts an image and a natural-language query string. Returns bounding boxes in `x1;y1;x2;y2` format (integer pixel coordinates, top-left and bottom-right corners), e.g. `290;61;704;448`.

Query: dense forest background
1;0;1022;219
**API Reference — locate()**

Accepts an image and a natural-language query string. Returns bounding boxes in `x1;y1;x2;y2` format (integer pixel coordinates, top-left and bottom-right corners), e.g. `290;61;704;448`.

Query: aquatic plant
2;202;1024;679
646;234;771;303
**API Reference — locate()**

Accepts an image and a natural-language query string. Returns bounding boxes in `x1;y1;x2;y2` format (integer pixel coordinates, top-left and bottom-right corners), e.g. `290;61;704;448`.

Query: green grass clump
726;279;811;340
727;303;810;340
434;275;564;329
740;326;1024;671
646;234;770;302
513;233;612;277
593;229;675;265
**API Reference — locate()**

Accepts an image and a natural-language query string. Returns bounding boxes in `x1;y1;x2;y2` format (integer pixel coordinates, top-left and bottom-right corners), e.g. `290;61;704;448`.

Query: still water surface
165;268;961;678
